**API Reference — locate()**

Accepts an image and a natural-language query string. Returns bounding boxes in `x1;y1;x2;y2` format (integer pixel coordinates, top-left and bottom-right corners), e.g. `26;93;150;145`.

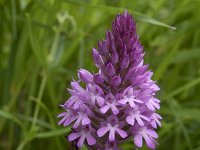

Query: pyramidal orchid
57;11;161;150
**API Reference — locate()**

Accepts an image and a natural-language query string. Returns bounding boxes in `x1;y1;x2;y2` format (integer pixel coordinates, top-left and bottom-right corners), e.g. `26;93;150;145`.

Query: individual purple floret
57;11;161;149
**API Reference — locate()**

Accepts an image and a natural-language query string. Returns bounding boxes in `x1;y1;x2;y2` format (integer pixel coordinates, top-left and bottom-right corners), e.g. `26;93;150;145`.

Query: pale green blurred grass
0;0;200;149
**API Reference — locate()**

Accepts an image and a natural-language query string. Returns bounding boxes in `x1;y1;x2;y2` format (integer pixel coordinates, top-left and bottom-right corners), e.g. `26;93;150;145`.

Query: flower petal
64;118;71;126
126;115;135;125
73;117;81;128
143;135;156;149
151;121;157;128
68;132;80;141
82;116;91;125
111;105;119;115
135;116;144;126
146;129;158;138
134;134;143;147
96;96;105;106
118;99;127;105
116;128;128;138
134;99;143;103
140;115;150;122
58;116;67;125
97;127;110;137
109;129;115;141
86;134;96;145
57;112;67;118
100;105;110;114
129;100;135;108
77;135;85;147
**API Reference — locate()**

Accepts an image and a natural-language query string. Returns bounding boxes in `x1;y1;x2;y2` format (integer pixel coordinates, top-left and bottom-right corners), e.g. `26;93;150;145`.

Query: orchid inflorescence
57;11;161;150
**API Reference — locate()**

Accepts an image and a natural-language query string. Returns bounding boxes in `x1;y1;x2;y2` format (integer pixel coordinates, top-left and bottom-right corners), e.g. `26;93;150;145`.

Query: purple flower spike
58;11;161;149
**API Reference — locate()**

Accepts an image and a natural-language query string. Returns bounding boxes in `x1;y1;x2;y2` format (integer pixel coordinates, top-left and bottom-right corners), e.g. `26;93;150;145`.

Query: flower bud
120;56;129;69
92;48;103;67
105;63;115;77
111;51;119;64
78;69;93;83
94;73;104;83
110;76;121;87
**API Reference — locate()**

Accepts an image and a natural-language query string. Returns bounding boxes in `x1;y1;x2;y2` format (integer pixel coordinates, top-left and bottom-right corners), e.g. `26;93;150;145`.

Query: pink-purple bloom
57;11;161;149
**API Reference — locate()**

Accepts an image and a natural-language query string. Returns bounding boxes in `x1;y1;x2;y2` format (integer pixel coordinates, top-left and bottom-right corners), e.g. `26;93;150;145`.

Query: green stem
31;73;47;131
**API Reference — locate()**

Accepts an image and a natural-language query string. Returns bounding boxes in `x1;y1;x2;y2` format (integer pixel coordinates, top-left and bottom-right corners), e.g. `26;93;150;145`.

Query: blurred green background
1;0;200;149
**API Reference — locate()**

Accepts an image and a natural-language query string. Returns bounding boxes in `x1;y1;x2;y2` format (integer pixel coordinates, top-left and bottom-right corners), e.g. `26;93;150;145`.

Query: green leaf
0;110;25;132
35;128;70;138
63;0;176;29
26;13;47;67
172;48;200;64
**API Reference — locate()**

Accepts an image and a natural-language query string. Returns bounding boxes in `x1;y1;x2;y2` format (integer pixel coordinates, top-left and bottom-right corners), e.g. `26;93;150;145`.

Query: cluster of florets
57;11;162;150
